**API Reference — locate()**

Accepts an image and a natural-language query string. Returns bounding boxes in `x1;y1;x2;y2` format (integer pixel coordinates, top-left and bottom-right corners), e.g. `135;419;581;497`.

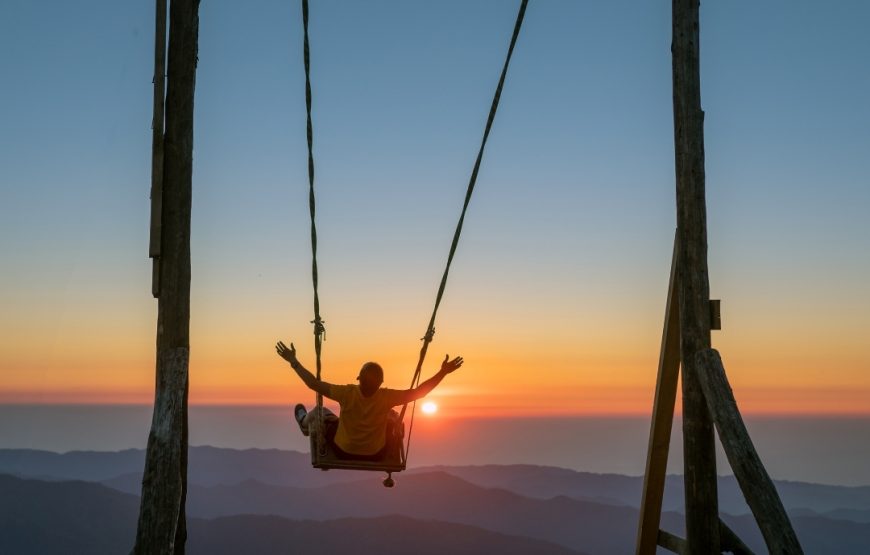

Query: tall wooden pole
672;0;720;551
135;0;199;553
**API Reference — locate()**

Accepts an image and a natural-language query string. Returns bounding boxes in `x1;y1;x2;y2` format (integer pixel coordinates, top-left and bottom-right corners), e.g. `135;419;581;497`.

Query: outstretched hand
276;341;298;366
440;354;464;374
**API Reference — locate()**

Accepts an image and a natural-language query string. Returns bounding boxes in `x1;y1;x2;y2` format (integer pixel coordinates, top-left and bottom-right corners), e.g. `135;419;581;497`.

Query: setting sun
422;401;438;415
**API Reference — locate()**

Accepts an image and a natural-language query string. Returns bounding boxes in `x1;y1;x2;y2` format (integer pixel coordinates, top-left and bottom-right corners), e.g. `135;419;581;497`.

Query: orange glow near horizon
3;296;869;416
2;380;869;417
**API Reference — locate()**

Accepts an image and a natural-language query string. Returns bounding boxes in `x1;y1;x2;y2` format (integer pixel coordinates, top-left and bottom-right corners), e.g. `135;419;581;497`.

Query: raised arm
276;340;331;398
402;354;463;404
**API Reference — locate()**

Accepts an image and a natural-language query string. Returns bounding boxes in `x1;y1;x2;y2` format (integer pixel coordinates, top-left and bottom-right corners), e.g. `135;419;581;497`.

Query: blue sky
1;1;868;413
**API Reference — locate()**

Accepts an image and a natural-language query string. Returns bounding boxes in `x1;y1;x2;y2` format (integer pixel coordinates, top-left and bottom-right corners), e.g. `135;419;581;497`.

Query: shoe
294;403;309;436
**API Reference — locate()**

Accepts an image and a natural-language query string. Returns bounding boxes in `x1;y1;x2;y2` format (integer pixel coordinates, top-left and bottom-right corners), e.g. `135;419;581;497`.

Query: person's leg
299;405;337;436
293;404;309;436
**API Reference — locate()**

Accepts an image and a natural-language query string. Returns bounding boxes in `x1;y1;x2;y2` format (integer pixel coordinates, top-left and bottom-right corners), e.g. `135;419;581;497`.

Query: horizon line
1;401;869;419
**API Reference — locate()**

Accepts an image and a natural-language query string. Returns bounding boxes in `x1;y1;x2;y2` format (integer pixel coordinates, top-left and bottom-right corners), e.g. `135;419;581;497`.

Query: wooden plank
148;0;167;298
635;232;681;555
135;0;200;553
310;430;406;473
657;529;686;554
671;0;720;549
695;349;804;554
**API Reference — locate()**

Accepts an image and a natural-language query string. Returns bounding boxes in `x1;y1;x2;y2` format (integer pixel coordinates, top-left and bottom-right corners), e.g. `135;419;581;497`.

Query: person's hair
358;361;384;380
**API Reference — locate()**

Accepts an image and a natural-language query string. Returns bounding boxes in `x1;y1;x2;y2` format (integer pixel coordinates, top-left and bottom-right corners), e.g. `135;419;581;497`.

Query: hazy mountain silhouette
0;446;361;488
0;448;145;482
180;471;870;554
4;447;870;553
0;474;587;555
0;474;139;554
412;464;646;506
6;470;870;554
415;464;870;516
789;514;870;554
6;446;870;517
187;514;586;555
182;470;677;554
816;507;870;523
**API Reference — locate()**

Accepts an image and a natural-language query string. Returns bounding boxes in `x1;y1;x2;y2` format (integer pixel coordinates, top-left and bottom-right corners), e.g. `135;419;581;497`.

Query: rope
399;0;530;463
301;0;327;455
298;0;528;466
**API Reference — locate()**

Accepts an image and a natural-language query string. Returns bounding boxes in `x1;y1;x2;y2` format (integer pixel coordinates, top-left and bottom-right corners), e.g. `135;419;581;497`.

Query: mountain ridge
5;445;868;516
0;474;588;555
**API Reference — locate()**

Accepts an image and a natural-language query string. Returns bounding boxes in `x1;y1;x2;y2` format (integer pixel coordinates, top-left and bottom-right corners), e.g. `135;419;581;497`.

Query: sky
1;0;868;418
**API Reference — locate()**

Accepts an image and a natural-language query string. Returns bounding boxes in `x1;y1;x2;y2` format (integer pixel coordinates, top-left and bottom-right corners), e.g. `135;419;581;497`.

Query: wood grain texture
135;1;199;553
696;349;804;554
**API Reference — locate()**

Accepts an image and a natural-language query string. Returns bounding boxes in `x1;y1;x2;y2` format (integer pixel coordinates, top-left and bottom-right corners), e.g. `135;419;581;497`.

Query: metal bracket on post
709;299;721;330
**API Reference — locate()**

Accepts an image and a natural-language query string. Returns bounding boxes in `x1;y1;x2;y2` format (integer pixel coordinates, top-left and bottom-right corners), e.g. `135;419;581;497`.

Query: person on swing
276;340;463;461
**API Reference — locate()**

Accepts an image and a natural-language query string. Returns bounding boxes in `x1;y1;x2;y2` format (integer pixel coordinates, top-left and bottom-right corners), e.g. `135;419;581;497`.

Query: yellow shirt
328;384;406;455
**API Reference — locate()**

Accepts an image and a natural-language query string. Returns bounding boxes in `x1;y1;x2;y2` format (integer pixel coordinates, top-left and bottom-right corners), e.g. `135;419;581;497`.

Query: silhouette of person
276;340;462;460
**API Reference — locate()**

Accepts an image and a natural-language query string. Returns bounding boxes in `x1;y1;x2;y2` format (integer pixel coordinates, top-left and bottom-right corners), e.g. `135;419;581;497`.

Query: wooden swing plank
312;459;405;473
309;432;406;473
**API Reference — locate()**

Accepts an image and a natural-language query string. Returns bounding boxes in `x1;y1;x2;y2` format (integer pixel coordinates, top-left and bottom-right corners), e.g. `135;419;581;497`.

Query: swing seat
309;420;406;473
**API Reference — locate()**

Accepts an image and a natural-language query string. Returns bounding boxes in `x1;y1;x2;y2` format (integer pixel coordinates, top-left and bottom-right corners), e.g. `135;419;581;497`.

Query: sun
421;401;438;415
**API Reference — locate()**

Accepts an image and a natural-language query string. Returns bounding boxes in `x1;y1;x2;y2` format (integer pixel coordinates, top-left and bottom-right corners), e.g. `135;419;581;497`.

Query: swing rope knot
311;318;326;341
421;327;435;343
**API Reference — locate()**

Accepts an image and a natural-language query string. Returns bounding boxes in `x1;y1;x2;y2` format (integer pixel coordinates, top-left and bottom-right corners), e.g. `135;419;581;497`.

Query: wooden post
671;0;719;550
635;231;681;554
695;349;804;554
149;0;167;298
135;0;199;553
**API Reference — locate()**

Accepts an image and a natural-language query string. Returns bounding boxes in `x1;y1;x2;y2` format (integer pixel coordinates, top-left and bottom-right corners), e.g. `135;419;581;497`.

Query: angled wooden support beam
695;349;804;554
636;232;681;554
657;529;686;554
658;521;754;555
636;233;727;554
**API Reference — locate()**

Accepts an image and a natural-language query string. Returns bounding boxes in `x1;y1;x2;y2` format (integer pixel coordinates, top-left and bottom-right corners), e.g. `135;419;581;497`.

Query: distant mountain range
1;446;869;554
0;475;583;555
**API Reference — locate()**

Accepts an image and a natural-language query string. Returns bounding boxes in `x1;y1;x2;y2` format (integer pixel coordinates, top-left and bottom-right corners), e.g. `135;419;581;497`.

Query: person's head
357;362;384;396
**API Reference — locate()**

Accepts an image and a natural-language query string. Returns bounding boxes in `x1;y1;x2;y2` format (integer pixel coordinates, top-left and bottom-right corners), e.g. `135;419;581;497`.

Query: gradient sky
1;0;868;416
